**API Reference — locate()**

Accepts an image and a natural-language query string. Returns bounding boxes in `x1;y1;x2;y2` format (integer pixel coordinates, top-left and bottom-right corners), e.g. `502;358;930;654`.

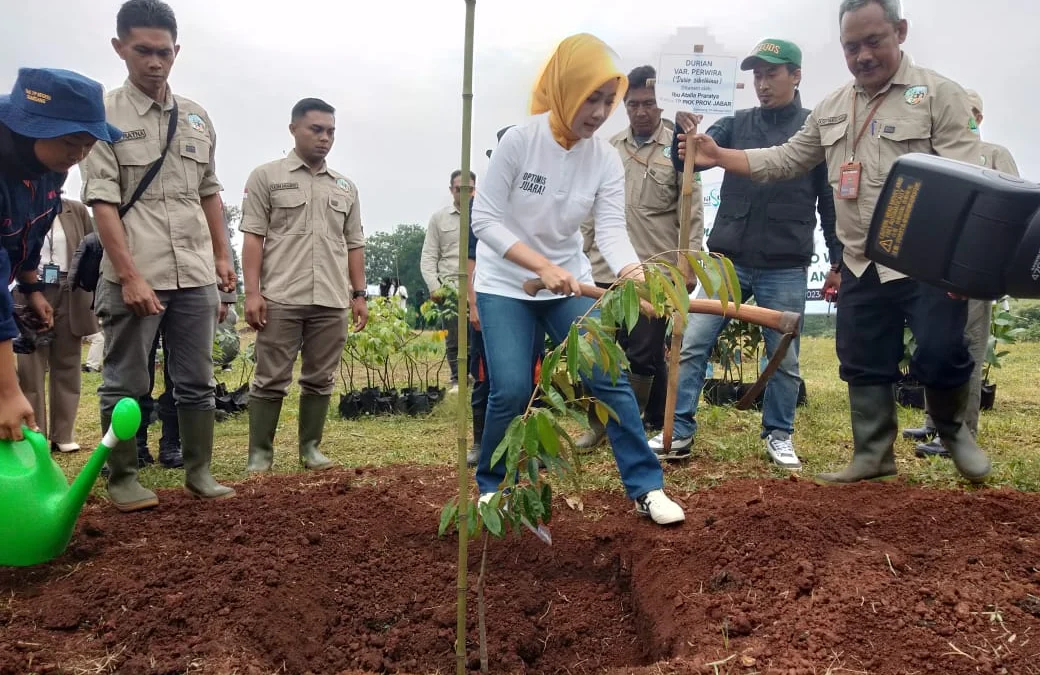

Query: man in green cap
651;39;839;469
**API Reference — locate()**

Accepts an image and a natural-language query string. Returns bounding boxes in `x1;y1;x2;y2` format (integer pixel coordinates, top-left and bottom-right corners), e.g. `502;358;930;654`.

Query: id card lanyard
838;89;891;200
42;220;60;284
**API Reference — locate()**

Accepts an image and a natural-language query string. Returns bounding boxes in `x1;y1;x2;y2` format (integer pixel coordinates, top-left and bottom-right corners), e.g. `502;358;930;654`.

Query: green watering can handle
15;425;53;468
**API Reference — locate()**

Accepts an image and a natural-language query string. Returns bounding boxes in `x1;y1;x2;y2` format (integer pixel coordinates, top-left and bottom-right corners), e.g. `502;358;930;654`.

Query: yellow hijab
530;33;628;150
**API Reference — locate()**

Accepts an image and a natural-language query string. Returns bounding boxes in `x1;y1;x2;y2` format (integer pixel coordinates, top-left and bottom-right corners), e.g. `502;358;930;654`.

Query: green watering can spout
0;398;141;567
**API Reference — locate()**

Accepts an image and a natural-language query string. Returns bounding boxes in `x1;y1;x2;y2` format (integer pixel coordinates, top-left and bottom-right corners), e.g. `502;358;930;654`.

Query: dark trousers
138;326;179;448
444;316;459;382
469;325;490;412
596;281;668;424
836;265;972;388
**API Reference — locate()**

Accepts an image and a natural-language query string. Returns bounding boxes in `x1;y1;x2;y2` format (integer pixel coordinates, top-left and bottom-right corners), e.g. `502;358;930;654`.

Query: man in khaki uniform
580;65;702;447
682;0;990;485
906;89;1021;457
80;0;237;511
16;198;99;453
242;97;368;473
421;170;475;391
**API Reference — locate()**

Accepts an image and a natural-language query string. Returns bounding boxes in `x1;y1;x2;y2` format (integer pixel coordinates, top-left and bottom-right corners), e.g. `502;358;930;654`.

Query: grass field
54;333;1040;501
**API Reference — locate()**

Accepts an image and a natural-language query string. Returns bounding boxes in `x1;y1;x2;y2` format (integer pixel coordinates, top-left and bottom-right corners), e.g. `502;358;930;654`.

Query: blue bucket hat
0;67;122;143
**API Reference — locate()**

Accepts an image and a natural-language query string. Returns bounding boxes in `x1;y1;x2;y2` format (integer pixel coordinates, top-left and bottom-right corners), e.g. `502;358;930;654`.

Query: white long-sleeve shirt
472;113;639;300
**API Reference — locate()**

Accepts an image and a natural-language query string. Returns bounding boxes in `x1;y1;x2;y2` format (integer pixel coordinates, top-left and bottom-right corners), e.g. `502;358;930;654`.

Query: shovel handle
521;279;800;336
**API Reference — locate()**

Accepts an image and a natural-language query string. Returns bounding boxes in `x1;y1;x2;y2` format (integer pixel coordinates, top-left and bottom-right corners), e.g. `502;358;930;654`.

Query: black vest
709;93;819;268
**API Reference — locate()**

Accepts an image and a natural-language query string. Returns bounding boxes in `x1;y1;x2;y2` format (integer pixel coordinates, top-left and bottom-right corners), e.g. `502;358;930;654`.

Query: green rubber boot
926;384;991;483
299;394;335;471
102;411;159;513
816;384;899;485
179;408;236;500
246;396;282;473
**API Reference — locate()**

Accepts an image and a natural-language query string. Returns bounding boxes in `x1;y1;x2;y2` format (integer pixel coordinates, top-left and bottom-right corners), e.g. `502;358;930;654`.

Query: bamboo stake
455;2;476;674
662;119;698;455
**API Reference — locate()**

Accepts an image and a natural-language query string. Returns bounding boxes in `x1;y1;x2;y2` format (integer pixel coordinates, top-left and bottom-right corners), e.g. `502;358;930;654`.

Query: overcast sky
2;0;1035;237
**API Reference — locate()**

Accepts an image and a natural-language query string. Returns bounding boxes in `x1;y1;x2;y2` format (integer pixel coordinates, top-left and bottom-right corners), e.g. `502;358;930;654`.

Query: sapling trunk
455;2;476;674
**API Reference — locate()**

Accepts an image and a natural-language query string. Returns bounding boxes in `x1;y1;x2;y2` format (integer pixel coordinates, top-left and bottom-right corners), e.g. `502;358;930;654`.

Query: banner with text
700;176;837;315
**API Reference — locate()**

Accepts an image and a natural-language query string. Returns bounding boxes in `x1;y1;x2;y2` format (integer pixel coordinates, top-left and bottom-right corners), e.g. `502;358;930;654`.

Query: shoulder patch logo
336;178;349;190
186;113;206;133
968;116;980;135
661;146;672;159
904;85;927;106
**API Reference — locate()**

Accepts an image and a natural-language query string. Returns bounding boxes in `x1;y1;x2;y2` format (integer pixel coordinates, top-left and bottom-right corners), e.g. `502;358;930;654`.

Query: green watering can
0;397;141;567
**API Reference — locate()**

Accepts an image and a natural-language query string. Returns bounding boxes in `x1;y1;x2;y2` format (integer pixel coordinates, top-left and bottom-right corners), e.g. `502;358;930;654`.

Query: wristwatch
17;281;47;295
352;290;368;300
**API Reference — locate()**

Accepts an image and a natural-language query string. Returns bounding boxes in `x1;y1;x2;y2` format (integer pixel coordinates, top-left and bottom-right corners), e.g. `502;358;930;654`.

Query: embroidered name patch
270;182;300;191
118;129;146;142
817;114;848;126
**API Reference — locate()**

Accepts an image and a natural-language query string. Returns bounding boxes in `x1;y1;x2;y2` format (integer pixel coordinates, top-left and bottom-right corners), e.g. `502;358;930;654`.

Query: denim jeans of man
671;265;806;441
475;292;664;500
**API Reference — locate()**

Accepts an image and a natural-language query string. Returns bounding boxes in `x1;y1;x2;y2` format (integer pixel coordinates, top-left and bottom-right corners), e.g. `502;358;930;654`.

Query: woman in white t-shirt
471;33;684;525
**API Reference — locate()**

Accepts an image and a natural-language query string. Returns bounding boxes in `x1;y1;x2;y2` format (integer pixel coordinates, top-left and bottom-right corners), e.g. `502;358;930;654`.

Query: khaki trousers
250;301;349;400
16;282;83;443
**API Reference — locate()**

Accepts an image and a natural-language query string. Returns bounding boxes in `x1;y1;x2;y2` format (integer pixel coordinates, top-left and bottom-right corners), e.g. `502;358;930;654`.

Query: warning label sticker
874;175;921;257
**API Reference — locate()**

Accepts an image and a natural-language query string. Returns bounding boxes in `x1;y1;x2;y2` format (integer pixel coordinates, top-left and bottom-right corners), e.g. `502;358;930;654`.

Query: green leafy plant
984;301;1025;384
438;250;740;539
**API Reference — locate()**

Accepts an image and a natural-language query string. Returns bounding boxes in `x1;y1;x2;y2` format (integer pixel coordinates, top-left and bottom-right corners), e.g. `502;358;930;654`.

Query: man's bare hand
823;270;841;303
677;132;723;169
0;388;37;441
26;292;54;329
216;257;236;293
675;111;703;134
218;302;230;324
122;277;163;316
245;294;267;331
351;297;369;332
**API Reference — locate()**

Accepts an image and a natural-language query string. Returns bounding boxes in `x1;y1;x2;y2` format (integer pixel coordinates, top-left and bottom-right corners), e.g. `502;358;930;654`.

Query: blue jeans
672;265;806;440
475;292;664;500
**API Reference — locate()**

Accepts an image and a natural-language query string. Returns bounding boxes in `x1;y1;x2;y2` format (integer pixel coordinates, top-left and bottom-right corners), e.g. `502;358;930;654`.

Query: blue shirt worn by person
0;123;66;342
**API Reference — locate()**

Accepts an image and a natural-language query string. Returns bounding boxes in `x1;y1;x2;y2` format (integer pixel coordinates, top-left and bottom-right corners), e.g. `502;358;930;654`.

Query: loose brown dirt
1;466;1038;674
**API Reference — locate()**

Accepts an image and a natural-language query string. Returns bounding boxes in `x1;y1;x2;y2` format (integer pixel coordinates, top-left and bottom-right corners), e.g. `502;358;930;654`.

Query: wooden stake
662;118;698;454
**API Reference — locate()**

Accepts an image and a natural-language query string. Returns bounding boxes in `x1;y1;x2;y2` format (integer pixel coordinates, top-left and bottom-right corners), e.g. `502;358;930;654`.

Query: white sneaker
647;431;693;460
52;442;80;453
478;492;495;506
635;489;685;525
764;431;802;470
448;382;459;394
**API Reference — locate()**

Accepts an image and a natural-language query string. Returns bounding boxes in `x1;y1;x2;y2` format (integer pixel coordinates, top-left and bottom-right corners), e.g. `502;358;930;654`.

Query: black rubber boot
902;422;937;442
816;385;899;485
914;438;949;459
246;396;282;473
926;384;990;483
299;395;335;471
157;406;183;469
467;405;486;467
103;412;159;512
179;408;236;500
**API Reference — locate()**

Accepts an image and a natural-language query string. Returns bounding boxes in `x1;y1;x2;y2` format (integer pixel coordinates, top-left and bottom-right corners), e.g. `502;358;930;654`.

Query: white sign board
656;53;738;115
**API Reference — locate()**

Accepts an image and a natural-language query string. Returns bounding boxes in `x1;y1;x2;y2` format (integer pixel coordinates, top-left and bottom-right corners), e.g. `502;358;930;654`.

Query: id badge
838;162;862;200
42;263;60;285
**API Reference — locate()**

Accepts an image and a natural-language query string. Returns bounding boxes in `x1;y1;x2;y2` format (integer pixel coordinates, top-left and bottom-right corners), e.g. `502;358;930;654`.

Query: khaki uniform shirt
745;55;981;283
240;149;364;309
81;80;222;290
420;205;460;291
980;141;1019;176
583;120;703;284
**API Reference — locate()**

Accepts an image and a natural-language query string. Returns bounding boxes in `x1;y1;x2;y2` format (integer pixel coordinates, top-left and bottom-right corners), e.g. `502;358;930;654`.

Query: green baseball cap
740;39;802;70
